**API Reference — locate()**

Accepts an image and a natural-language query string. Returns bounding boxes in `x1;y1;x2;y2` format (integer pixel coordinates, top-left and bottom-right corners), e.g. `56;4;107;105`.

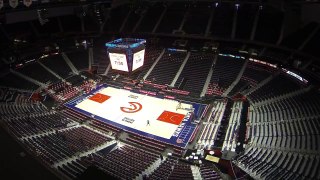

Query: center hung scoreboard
105;38;146;73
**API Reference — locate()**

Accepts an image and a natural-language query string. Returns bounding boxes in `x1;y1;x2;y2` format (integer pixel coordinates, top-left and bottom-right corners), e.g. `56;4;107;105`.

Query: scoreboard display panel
109;53;129;72
132;49;145;71
105;38;146;73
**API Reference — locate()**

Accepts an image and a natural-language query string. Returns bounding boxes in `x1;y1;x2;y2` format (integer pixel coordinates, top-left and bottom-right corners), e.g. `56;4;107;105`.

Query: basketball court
65;84;200;147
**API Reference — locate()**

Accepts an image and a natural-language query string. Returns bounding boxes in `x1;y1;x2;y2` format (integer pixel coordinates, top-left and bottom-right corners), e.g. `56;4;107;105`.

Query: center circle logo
120;102;142;113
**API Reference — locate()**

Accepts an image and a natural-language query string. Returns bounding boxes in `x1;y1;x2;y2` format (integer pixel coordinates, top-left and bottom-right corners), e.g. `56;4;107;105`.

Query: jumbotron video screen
109;52;129;72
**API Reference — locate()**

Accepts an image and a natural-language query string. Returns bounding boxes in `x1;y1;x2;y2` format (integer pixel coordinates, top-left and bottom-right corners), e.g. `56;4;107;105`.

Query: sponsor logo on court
183;112;192;122
172;122;185;137
176;139;183;144
120;102;143;113
128;95;138;99
122;117;135;123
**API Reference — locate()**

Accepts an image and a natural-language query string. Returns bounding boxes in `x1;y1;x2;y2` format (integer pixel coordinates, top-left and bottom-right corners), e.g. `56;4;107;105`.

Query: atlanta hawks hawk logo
120;102;143;113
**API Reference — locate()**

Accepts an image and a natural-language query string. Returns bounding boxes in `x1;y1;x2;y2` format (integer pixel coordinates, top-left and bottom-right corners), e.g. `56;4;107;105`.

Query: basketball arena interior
0;0;320;179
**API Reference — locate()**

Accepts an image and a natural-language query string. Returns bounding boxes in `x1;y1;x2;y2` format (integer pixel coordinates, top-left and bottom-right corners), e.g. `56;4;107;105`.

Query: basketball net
176;102;182;111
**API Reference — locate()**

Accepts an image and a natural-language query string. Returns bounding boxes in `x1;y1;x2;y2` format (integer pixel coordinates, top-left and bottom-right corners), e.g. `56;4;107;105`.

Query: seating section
200;164;221;180
248;92;320;153
228;61;275;96
236;89;320;179
0;73;39;90
206;55;245;95
61;108;87;123
66;51;89;71
82;145;157;179
147;50;186;85
57;158;91;179
121;11;140;33
2;112;74;138
133;47;163;79
175;52;213;96
248;73;303;103
95;47;110;74
40;54;72;78
65;75;84;86
149;157;178;179
46;79;96;102
89;119;121;134
206;83;224;96
235;147;320;180
2;3;320;179
17;62;59;84
169;161;194;180
23;126;111;164
47;81;68;92
0;88;31;103
243;61;276;82
126;134;167;154
149;156;194;180
222;101;242;152
0;102;47;117
56;86;78;102
228;80;249;97
196;100;227;149
250;90;320;125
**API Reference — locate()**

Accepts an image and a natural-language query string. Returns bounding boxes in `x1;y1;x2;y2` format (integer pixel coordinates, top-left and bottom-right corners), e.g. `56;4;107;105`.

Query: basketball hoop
176;102;182;111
